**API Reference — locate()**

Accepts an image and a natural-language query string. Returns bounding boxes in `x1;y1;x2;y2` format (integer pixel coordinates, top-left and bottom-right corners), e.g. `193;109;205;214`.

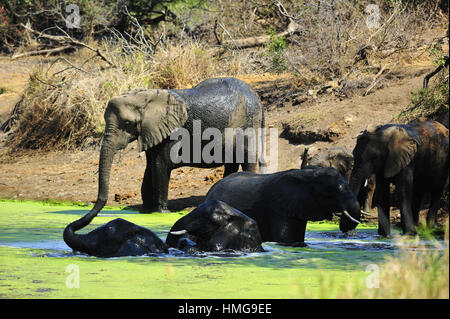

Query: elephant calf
166;199;264;253
63;212;168;257
206;167;366;246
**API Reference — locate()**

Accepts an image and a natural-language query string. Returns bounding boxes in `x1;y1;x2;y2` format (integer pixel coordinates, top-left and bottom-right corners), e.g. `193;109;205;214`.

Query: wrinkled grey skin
63;211;168;257
206;167;362;246
300;146;354;179
349;119;449;236
91;77;264;214
166;199;264;253
300;146;374;211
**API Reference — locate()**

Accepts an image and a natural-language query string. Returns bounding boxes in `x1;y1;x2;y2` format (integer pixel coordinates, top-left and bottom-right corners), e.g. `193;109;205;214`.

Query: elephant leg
411;192;422;226
397;168;415;235
141;150;153;210
426;191;443;229
271;217;307;246
223;163;239;177
142;148;172;212
374;176;391;237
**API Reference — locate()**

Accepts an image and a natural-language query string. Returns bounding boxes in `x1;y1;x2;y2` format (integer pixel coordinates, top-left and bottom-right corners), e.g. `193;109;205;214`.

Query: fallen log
221;21;301;49
11;45;72;60
17;23;115;67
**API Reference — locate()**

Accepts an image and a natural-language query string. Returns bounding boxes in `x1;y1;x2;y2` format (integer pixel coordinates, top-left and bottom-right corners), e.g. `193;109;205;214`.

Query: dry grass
2;1;446;151
3;39;247;151
344;222;449;299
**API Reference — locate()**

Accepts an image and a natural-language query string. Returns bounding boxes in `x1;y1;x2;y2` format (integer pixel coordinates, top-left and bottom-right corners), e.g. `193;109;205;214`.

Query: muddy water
2;229;446;258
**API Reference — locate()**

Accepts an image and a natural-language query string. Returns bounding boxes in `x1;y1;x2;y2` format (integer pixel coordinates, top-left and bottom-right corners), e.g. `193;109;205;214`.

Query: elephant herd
63;77;449;257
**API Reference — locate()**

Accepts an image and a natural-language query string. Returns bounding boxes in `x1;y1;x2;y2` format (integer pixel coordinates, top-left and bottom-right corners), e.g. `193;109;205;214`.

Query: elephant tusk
360;210;371;216
170;229;188;235
342;210;361;224
364;178;368;187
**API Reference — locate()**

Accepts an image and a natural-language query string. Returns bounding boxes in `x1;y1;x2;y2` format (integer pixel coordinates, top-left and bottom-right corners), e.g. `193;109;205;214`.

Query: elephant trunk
349;163;372;199
64;124;120;253
90;127;120;214
338;196;363;233
63;210;97;253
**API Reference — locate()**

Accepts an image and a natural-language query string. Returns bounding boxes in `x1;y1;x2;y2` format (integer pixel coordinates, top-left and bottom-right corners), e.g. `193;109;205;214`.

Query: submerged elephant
206;167;367;246
349;118;449;236
63;211;168;257
166;199;264;253
91;77;264;214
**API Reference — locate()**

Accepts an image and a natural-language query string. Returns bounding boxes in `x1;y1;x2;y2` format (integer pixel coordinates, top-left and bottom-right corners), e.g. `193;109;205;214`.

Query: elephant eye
123;120;134;128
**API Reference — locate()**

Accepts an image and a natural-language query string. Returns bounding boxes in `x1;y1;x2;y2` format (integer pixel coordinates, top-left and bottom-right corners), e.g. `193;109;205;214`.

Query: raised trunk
63;210;97;253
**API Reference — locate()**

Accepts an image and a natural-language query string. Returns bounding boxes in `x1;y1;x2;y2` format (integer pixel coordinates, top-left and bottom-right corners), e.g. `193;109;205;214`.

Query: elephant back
170;77;263;132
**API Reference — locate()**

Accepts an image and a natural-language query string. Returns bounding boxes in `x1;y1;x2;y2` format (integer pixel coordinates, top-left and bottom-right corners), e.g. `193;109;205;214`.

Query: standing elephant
63;211;168;257
300;146;354;179
166;199;264;253
206;167;366;246
90;77;264;214
349;118;449;236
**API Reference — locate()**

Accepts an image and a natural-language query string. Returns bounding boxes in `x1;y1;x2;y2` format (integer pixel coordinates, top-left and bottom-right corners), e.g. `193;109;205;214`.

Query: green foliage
396;46;449;123
266;29;288;73
430;44;448;67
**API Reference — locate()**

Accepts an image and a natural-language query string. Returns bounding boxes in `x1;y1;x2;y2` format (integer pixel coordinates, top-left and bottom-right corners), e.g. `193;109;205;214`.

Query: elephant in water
90;77;264;214
166;199;264;253
300;146;375;211
63;211;168;257
206;167;368;246
349;118;449;236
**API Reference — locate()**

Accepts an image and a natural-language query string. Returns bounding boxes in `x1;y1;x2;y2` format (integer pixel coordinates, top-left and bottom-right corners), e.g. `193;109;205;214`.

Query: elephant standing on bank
349;118;449;236
90;77;264;214
206;167;366;246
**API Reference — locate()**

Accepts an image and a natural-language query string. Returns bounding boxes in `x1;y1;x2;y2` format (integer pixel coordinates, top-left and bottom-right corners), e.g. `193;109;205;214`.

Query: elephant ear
383;126;418;178
269;171;332;221
137;89;188;152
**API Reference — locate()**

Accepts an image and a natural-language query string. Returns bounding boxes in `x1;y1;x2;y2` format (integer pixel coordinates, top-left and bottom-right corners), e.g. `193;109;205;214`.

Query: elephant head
166;199;264;252
90;89;188;214
285;167;364;232
349;124;421;200
301;147;354;180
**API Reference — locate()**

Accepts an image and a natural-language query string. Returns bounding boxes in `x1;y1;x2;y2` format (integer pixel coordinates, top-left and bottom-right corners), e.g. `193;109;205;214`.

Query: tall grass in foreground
296;222;449;299
346;223;448;298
